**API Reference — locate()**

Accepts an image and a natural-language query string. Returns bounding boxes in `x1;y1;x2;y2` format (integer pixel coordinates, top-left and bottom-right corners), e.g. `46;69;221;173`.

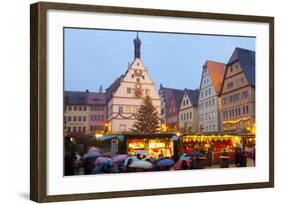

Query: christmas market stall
100;133;179;160
180;134;255;164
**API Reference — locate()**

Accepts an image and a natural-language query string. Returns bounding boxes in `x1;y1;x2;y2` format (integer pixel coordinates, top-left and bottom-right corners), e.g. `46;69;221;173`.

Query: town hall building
106;34;161;132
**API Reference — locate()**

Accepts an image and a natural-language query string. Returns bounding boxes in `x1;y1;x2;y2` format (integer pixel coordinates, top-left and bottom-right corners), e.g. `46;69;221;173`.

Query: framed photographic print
30;1;274;202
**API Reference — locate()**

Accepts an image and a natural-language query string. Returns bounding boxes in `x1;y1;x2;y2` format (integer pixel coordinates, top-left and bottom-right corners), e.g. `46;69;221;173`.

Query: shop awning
100;134;124;142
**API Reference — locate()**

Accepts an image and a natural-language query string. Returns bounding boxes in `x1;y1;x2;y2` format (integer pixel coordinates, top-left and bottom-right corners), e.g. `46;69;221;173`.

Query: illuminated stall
100;133;176;159
181;134;255;163
127;138;174;158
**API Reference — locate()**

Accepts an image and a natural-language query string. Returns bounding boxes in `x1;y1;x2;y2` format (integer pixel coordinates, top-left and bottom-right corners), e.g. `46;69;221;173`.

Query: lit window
120;124;126;131
125;106;131;113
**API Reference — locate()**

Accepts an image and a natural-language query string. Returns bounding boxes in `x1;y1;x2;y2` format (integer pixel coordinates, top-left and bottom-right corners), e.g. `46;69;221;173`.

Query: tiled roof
203;60;226;95
184;89;200;107
64;91;87;105
227;47;255;86
86;92;106;105
105;75;123;100
160;87;184;112
64;91;106;105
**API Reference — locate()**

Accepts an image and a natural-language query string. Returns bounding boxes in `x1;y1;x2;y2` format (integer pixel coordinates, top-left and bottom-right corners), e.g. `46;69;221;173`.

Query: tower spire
133;32;141;59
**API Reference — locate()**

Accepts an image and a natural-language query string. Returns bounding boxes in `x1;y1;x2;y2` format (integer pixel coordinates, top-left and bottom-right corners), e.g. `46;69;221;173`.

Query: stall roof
101;133;176;141
100;134;124;141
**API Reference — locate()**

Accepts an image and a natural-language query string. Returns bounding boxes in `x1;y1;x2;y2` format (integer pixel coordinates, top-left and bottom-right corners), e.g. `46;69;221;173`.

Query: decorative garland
111;112;136;120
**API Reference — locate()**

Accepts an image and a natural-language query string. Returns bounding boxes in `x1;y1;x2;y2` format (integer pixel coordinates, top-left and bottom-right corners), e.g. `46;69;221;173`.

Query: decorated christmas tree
131;95;160;133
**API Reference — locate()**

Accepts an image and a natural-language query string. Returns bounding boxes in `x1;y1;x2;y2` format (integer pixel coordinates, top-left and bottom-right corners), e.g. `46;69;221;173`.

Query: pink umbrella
112;154;129;164
95;157;112;166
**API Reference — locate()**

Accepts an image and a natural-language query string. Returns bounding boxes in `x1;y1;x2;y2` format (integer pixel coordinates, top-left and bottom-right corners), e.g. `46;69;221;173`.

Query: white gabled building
106;34;160;132
198;60;226;133
179;89;200;133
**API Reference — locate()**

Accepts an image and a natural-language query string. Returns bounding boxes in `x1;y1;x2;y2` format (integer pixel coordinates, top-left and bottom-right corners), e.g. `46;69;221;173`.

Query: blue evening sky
64;28;255;92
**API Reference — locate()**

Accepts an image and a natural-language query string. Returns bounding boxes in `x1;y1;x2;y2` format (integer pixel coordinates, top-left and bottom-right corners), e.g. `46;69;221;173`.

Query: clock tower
106;33;160;132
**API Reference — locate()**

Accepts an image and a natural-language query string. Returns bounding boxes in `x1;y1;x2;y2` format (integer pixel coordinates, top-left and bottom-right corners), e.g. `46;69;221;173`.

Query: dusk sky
64;28;255;92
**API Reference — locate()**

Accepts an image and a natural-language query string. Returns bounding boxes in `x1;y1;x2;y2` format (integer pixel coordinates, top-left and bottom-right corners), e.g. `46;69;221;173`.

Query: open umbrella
95;157;112;166
129;160;153;169
88;146;100;152
124;156;139;166
112;154;129;164
83;150;102;159
156;157;175;167
92;158;113;174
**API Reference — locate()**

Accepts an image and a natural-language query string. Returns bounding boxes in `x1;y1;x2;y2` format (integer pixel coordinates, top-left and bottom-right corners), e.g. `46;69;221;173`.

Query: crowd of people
64;145;256;176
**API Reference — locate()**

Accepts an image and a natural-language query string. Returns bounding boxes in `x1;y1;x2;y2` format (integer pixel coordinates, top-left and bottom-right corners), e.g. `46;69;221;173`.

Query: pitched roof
160;87;184;112
105;75;123;100
64;91;106;105
64;91;87;105
184;89;200;107
86;92;106;105
203;60;226;95
227;47;255;86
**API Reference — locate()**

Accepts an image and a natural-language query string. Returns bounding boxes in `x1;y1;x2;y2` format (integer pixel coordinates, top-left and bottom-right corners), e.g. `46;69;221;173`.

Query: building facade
106;34;160;132
198;60;226;133
179;89;200;133
159;86;184;132
220;48;255;132
64;91;107;136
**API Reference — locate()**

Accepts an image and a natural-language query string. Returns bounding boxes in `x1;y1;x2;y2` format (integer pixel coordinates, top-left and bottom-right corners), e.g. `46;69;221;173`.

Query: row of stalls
100;133;255;164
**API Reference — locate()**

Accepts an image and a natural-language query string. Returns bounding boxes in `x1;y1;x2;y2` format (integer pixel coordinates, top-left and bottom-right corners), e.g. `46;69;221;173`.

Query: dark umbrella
156;158;175;167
